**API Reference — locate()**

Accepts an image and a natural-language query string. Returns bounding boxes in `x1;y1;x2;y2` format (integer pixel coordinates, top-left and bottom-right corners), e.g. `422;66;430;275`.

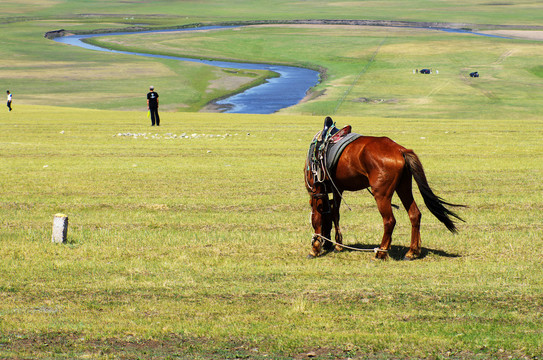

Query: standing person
6;90;12;111
146;86;160;126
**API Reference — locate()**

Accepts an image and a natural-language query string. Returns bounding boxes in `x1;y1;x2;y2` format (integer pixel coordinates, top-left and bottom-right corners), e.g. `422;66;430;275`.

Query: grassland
1;106;542;359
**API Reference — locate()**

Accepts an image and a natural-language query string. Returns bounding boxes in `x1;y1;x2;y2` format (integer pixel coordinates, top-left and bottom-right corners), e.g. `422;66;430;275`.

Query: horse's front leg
332;192;344;252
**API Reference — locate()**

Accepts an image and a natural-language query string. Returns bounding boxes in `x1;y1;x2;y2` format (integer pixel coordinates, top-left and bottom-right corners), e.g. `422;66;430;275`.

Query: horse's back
335;136;408;190
345;135;407;165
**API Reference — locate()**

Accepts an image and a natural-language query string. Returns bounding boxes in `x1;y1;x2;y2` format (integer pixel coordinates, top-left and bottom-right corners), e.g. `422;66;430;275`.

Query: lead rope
312;233;388;253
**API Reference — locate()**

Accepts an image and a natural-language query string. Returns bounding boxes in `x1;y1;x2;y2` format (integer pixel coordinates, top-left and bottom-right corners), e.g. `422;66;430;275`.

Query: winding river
54;26;320;114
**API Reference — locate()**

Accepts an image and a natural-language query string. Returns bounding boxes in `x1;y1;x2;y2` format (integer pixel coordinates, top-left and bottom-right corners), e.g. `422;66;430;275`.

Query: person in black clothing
6;90;12;111
147;86;160;126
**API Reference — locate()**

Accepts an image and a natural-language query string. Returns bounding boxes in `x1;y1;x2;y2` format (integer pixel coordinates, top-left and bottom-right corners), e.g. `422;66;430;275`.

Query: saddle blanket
325;132;362;174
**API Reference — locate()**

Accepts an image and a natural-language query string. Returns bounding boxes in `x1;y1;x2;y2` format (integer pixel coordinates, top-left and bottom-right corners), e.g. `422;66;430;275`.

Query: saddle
307;117;362;186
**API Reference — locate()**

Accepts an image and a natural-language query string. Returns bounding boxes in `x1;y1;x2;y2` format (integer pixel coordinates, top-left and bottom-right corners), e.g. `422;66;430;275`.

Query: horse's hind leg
396;174;422;260
370;171;400;260
374;195;396;260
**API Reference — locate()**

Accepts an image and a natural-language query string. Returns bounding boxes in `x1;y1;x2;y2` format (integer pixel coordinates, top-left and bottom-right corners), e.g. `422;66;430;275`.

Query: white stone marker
52;213;68;243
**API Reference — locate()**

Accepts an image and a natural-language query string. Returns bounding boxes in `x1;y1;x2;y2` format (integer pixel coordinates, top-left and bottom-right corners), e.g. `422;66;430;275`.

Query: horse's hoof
307;254;316;259
402;256;414;261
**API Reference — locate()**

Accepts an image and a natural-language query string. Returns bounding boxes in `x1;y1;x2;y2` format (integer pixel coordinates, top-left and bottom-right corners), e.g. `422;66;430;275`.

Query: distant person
6;90;12;111
146;86;160;126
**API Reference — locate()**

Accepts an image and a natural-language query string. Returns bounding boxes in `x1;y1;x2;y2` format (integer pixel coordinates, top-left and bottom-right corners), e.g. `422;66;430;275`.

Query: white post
52;213;68;243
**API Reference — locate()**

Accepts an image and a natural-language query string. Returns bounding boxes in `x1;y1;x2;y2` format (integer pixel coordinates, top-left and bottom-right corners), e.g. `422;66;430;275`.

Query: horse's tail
402;150;465;233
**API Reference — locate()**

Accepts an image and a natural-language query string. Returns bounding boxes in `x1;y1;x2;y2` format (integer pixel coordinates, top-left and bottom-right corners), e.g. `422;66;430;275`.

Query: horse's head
305;162;333;258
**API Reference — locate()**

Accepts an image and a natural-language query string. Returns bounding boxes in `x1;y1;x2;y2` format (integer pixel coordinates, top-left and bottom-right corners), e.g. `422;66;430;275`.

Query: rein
312;233;388;254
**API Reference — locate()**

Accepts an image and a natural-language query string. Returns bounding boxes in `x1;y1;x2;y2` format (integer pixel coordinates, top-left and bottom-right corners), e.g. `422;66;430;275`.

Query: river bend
54;26;320;114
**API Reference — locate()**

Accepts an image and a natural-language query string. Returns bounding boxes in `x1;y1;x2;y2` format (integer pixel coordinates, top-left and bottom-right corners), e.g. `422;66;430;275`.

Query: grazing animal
305;119;464;260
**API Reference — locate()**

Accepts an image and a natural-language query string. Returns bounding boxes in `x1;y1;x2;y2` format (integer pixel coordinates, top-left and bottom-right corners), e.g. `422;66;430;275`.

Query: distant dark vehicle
470;71;479;78
420;69;431;74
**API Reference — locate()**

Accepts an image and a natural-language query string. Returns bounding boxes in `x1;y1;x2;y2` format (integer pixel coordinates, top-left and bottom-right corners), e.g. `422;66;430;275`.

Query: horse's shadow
324;243;461;261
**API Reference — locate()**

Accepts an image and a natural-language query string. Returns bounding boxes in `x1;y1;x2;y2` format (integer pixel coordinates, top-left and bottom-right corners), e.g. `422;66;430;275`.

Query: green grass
531;65;543;78
1;106;542;359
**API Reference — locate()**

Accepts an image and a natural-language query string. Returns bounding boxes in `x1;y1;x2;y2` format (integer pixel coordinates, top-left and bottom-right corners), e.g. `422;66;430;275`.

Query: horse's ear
324;116;333;127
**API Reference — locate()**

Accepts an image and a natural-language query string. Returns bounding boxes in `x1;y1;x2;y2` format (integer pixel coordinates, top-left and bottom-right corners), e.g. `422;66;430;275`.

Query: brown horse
305;129;464;260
